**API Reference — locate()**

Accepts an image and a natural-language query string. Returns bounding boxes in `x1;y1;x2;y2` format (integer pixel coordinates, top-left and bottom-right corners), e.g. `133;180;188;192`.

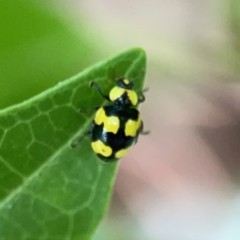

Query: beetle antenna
90;81;110;101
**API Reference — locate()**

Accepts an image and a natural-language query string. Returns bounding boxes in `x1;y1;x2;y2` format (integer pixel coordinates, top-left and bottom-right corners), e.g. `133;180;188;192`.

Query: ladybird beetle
72;77;148;162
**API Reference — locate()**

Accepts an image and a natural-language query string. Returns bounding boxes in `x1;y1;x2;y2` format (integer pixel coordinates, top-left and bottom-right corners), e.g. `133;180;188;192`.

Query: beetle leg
139;121;150;135
138;87;149;104
76;106;99;114
71;131;91;148
140;130;150;135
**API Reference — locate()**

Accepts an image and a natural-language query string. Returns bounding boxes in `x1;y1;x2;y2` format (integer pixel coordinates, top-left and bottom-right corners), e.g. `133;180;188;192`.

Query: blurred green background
0;0;104;109
2;0;240;240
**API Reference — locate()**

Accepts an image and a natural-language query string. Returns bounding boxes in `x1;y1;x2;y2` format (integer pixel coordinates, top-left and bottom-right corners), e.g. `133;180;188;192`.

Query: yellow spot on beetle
95;107;106;125
109;87;125;102
115;147;132;158
94;107;120;134
123;79;130;85
104;116;120;134
126;90;138;105
109;87;138;106
125;115;142;137
91;140;112;157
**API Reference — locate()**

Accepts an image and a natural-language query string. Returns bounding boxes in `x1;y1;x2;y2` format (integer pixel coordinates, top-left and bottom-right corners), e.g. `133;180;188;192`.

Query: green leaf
0;48;146;240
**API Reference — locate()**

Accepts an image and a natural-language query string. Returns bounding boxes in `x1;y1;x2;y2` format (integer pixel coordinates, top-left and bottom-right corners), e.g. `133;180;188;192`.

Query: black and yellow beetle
72;77;148;163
